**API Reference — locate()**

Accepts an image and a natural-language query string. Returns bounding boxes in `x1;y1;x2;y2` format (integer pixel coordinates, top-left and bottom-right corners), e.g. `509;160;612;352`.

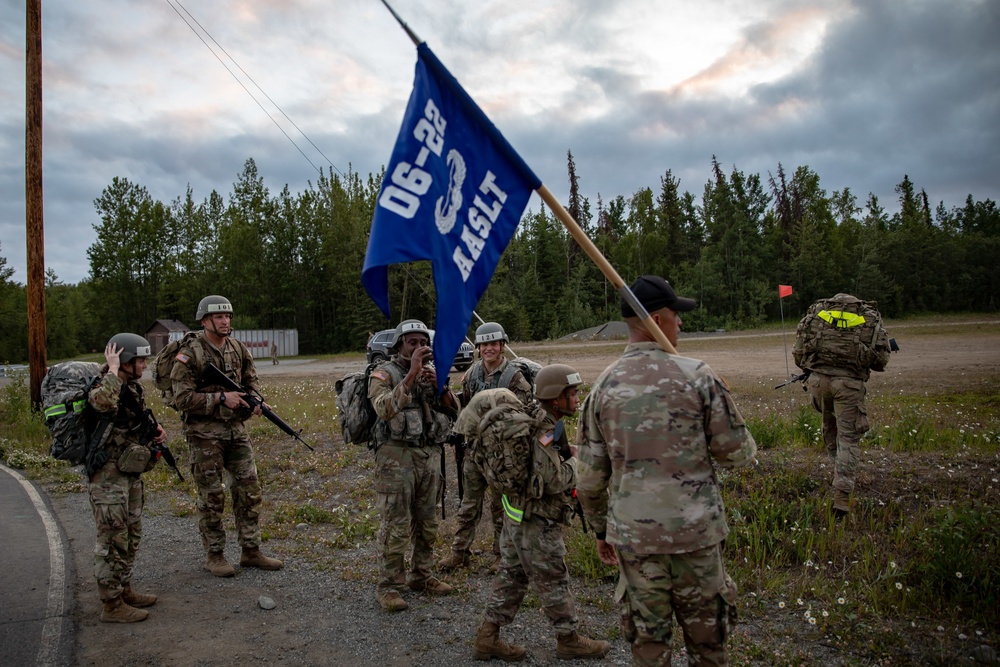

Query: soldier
472;364;611;661
88;334;166;623
270;341;279;365
369;319;458;612
793;293;892;515
576;275;757;667
170;295;283;577
439;321;533;572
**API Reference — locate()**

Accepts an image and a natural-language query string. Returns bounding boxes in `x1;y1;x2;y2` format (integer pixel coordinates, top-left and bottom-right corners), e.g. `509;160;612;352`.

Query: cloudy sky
1;0;997;284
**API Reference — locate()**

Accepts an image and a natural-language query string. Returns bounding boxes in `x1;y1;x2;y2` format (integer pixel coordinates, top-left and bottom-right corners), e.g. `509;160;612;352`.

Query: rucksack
41;361;112;466
793;294;889;375
151;332;203;409
454;388;547;497
335;362;402;447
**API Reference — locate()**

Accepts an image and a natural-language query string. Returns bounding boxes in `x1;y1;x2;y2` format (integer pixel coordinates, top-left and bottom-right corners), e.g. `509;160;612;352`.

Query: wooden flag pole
536;184;678;355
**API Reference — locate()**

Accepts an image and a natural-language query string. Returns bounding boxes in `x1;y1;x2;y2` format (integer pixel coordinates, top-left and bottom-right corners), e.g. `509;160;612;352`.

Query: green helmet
196;295;234;321
534;364;583;401
393;319;431;348
475;322;508;346
107;333;152;365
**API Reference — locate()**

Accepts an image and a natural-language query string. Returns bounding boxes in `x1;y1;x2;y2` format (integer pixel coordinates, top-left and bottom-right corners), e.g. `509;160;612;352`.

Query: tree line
1;154;998;363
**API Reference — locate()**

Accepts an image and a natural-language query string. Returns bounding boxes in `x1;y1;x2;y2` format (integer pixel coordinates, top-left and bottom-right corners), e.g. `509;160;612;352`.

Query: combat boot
205;551;235;577
555;631;611;660
409;576;453;596
473;621;527;661
832;489;851;517
376;589;409;612
121;584;157;608
240;547;284;570
437;550;470;571
100;597;149;623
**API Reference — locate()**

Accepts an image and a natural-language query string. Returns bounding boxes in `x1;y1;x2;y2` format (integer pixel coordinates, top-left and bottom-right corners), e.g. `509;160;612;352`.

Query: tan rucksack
793;294;889;376
150;332;203;409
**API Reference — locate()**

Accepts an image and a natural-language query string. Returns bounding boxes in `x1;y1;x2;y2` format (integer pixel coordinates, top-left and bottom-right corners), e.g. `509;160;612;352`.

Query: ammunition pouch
117;442;153;474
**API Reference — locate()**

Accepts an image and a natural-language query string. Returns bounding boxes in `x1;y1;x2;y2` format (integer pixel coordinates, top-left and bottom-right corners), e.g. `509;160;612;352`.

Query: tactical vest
464;359;521;398
372;361;443;445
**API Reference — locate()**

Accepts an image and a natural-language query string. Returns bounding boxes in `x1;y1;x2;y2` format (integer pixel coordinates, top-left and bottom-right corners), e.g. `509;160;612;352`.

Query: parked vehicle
366;329;475;371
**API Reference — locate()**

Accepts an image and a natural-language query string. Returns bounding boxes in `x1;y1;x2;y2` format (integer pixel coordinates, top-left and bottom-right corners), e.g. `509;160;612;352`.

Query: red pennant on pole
778;284;793;298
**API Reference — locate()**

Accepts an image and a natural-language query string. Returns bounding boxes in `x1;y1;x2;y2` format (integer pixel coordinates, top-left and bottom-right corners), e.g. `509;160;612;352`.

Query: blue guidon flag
363;43;541;392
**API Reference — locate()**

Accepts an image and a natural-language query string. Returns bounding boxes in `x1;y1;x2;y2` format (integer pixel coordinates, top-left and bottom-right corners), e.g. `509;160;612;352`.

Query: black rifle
553;420;588;533
774;371;811;390
120;386;184;482
199;362;314;451
448;432;466;502
571;489;589;534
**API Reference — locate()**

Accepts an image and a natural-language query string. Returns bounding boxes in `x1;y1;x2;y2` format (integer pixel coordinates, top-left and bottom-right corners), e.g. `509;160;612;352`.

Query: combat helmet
196;295;234;321
107;333;152;364
475;322;508;346
534;364;583;400
392;319;431;348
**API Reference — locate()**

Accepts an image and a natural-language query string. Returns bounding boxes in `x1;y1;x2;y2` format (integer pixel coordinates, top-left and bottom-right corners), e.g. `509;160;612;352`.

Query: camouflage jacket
576;342;757;554
369;357;456;446
522;407;577;523
169;332;259;436
88;368;147;458
461;358;532;406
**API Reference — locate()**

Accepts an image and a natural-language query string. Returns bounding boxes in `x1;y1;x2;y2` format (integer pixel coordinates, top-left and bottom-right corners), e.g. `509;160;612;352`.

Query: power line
163;0;345;178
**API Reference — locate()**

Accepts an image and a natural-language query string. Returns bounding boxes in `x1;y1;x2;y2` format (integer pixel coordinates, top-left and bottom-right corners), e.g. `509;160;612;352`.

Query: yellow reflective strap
818;310;866;329
72;399;87;413
44;405;67;419
501;494;524;523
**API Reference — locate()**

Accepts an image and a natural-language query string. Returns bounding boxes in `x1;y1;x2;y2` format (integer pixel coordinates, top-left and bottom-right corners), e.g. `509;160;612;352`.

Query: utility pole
26;0;47;408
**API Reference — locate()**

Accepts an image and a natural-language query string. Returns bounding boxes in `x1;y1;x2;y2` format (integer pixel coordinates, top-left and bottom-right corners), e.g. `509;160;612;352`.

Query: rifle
120;386;184;482
199;362;314;451
553;420;588;533
448;432;466;502
571;488;588;533
774;371;811;390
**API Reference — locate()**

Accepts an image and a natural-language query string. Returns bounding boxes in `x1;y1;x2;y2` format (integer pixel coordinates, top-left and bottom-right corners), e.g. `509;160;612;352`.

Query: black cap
620;275;697;317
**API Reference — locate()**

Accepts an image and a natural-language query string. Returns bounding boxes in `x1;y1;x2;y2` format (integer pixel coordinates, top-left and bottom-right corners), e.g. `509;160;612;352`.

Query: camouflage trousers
450;454;503;555
806;372;870;494
616;543;738;667
483;515;578;635
88;459;143;601
374;442;442;592
186;430;263;553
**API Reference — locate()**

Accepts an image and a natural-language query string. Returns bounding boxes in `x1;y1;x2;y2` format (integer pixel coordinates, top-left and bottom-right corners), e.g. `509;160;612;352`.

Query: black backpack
41;361;113;466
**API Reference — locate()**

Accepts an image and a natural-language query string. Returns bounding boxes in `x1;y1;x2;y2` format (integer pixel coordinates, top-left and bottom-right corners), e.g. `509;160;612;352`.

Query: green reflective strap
44;404;67;419
818;310;866;329
501;494;524;523
72;399;87;413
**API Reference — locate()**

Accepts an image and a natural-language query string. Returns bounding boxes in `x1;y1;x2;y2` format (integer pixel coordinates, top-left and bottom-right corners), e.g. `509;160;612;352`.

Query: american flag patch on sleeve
538;431;554;447
371;370;389;382
175;353;191;364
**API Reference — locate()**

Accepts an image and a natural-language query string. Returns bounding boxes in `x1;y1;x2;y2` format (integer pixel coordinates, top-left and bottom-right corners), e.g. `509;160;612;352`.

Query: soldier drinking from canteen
439;321;532;572
468;364;610;661
369;319;458;612
170;295;284;577
88;334;165;623
577;275;757;667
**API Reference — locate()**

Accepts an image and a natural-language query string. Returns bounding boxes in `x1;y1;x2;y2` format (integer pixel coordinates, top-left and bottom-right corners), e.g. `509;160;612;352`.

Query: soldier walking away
439;322;533;572
577;275;757;667
170;295;284;577
471;364;611;661
793;293;892;516
270;341;279;365
369;319;458;612
87;334;166;623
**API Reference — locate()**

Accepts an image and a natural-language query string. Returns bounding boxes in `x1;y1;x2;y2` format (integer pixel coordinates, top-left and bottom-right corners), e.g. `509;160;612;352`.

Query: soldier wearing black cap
576;275;757;667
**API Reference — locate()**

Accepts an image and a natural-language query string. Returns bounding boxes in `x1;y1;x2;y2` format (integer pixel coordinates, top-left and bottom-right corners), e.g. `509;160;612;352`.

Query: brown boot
832;488;851;516
473;621;527;661
409;576;453;596
240;547;284;570
556;632;611;660
437;550;470;571
100;597;149;623
205;551;235;577
375;589;409;612
121;584;157;608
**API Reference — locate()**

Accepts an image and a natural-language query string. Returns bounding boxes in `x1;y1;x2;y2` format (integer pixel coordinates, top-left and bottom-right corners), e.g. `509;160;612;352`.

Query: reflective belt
44;398;86;420
818;310;866;329
501;494;524;523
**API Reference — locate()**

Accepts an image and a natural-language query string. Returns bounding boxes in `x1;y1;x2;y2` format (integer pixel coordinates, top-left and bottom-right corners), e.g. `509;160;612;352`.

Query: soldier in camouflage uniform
793;293;892;515
576;276;757;667
88;333;166;623
170;295;283;577
439;321;533;572
369;319;458;612
472;364;611;662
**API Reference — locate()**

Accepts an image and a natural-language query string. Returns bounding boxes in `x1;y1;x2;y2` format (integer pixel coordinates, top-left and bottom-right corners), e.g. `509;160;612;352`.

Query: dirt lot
52;318;1000;666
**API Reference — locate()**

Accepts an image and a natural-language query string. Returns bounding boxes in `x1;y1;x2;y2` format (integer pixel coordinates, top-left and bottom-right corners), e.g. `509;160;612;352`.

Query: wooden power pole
26;0;47;408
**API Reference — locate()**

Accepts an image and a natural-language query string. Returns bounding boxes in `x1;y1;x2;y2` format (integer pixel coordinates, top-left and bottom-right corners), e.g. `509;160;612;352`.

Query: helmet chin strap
121;361;139;382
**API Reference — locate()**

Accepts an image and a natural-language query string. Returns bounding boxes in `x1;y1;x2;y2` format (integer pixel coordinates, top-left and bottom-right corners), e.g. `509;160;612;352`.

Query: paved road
0;463;76;667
